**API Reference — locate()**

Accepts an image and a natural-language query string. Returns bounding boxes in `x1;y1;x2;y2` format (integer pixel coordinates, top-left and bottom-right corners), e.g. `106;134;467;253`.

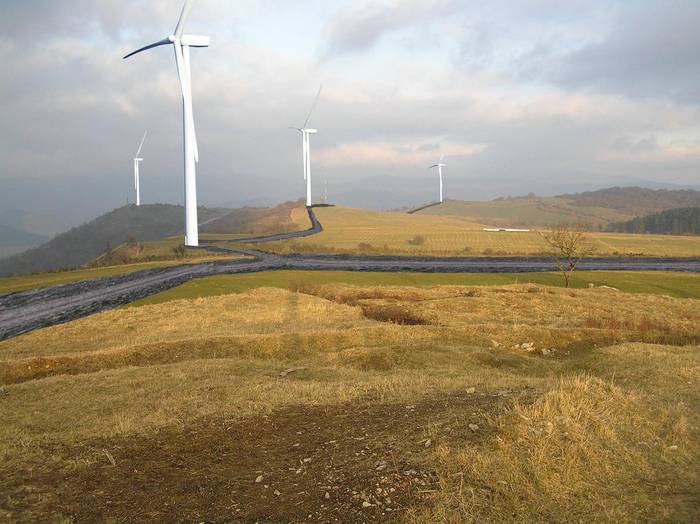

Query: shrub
407;235;426;246
172;244;188;258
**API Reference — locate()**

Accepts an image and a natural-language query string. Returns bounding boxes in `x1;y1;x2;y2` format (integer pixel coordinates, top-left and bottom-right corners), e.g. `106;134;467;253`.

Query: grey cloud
536;1;700;103
323;0;458;57
1;0;699;227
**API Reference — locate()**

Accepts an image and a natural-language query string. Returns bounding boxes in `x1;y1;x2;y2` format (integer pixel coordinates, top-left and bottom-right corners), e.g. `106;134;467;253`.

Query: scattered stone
466;387;476;394
490;340;502;348
520;342;535;352
598;285;620;291
668;445;679;451
468;424;479;432
362;501;374;508
255;475;263;483
403;469;418;476
102;449;116;467
424;439;432;448
279;367;307;377
274;490;281;496
325;492;330;500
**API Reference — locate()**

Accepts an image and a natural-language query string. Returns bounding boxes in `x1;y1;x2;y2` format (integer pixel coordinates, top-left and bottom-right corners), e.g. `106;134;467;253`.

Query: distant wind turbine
429;154;446;203
291;86;322;207
133;131;147;207
123;0;209;246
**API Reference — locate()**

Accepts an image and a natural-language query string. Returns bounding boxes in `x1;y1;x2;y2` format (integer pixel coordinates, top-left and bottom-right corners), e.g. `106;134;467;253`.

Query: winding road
1;207;699;341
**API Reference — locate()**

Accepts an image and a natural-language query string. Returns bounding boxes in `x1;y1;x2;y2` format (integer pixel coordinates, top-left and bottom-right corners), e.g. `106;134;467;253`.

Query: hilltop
415;186;700;229
201;200;304;235
0;205;228;277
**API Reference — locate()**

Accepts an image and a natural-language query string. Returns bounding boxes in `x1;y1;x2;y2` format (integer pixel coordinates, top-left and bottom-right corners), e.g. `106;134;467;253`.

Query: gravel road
1;208;699;341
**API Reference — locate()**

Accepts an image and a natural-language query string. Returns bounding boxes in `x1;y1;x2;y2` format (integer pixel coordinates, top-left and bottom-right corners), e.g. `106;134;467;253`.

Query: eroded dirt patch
2;389;527;523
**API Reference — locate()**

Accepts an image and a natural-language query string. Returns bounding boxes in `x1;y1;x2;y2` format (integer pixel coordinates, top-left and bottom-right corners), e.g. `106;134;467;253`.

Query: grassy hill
2;279;699;521
563;186;700;215
244;205;700;257
608;207;700;235
201;200;304;235
0;204;228;277
416;187;700;229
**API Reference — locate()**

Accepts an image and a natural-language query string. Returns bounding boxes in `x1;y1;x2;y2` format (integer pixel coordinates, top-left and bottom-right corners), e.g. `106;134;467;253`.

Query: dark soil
1;390;524;523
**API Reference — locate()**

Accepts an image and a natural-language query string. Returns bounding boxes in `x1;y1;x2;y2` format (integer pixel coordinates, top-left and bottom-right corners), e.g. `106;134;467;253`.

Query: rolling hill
201;200;304;235
415;187;700;229
242;205;700;257
608;207;700;235
0;205;229;277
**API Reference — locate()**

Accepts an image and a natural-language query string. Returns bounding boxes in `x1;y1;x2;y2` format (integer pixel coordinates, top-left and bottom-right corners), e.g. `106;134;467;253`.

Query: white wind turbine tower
429;154;446;203
123;0;209;246
133;131;147;207
291;86;322;207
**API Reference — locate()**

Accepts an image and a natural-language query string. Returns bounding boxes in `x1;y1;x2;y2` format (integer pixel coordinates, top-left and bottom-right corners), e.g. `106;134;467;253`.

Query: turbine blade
136;130;148;157
429;164;438;169
174;0;195;38
123;38;171;59
302;84;323;129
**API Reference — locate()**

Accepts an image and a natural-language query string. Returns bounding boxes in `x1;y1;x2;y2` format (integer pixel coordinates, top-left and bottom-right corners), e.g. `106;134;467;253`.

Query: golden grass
414;372;699;522
297;283;700;350
245;205;700;257
1;282;699;520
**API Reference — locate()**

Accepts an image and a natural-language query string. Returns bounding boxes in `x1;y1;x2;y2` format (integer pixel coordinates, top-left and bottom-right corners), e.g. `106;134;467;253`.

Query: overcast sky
1;0;699;226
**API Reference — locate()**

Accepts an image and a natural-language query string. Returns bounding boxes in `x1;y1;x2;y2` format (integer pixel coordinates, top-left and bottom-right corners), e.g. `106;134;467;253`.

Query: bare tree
538;225;594;288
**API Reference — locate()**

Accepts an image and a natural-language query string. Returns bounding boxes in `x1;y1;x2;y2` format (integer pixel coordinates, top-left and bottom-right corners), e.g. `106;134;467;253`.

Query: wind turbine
429;154;446;203
133;131;147;207
291;86;322;207
123;0;209;246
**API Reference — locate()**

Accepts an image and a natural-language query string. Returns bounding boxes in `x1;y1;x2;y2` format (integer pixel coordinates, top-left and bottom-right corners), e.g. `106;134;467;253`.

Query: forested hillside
608;207;700;235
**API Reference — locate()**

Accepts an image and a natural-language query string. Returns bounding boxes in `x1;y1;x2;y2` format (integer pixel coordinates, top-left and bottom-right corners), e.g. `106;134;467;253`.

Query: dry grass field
1;281;699;521
417;197;634;228
247;205;700;257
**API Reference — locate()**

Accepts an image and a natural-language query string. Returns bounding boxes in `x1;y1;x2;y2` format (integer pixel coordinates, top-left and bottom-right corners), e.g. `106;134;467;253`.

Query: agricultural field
1;279;699;521
246;205;700;257
417;196;633;228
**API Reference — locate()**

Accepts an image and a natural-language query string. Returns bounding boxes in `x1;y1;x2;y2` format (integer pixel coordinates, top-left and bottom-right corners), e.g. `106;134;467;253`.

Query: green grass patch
131;270;700;306
0;256;240;295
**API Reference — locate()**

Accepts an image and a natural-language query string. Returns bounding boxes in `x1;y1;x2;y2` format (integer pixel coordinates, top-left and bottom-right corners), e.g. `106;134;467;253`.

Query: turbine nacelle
302;128;318;134
175;34;211;47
